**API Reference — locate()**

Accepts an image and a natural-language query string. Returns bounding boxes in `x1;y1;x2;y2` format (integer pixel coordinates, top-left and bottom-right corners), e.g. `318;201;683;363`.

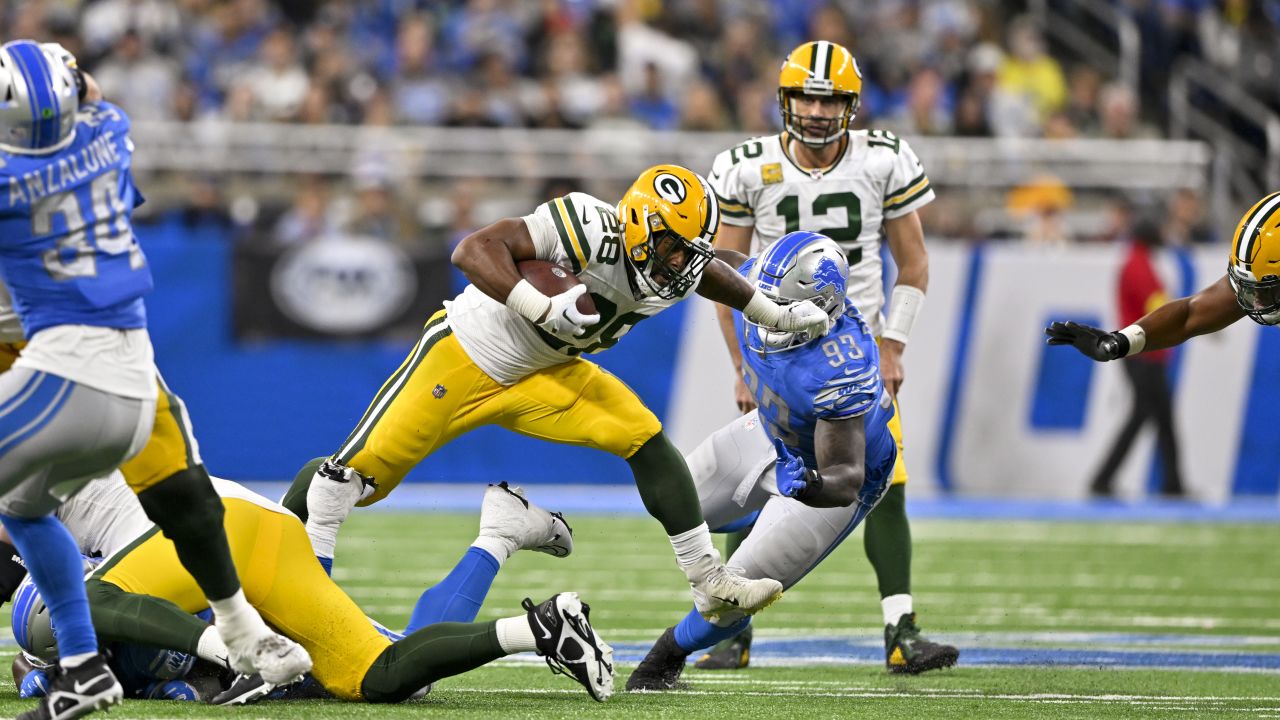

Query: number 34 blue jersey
735;264;896;474
0;101;151;337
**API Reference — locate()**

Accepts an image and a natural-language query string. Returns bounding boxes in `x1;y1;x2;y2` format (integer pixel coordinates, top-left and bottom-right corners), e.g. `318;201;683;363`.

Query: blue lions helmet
12;575;57;664
0;40;81;154
746;230;849;353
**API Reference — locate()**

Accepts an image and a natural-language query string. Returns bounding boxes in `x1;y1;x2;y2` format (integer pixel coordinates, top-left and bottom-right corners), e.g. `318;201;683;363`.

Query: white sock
668;523;717;574
196;626;231;668
471;536;515;567
60;651;96;670
882;594;913;626
209;589;269;643
494;616;537;654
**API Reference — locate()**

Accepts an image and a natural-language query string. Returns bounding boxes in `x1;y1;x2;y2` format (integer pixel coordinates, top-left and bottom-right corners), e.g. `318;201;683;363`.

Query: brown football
517;260;597;315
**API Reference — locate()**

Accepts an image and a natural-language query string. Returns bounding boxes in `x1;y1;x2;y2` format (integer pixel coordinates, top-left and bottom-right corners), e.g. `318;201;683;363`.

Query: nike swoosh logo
711;595;740;607
531;614;554;640
72;674;111;695
581;210;591;226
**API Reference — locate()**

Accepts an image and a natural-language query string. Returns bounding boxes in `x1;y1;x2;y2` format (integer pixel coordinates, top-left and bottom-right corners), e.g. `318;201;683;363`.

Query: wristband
742;290;782;327
1118;324;1146;356
505;279;551;323
881;285;925;345
795;468;824;504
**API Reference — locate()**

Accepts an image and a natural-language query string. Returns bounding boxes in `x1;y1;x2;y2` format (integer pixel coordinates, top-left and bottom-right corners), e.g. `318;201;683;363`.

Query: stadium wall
146;230;1279;501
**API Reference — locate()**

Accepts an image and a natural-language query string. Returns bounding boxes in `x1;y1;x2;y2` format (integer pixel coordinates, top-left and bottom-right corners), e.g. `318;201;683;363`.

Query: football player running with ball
283;165;831;624
700;40;958;673
1047;192;1280;361
628;232;898;690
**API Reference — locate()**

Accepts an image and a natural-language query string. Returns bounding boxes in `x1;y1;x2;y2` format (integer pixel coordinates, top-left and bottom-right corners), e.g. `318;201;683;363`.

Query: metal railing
1027;0;1141;98
130;122;1210;193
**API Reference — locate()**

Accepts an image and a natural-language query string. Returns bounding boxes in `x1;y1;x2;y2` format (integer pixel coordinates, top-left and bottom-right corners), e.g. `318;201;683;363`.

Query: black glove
1045;321;1128;362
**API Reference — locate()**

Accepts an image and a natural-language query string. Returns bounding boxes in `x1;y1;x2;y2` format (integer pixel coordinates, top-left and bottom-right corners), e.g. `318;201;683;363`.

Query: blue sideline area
242;482;1280;522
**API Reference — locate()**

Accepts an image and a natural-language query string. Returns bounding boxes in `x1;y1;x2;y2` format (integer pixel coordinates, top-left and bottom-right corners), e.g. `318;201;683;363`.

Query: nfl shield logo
432;384;447;399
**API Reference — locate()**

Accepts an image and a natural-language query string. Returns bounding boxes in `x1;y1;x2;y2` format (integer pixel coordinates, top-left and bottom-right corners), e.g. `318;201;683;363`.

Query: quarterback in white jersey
698;40;958;675
288;164;832;624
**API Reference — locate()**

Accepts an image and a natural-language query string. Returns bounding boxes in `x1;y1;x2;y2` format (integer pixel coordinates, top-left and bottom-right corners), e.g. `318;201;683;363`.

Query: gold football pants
335;311;662;504
95;498;390;700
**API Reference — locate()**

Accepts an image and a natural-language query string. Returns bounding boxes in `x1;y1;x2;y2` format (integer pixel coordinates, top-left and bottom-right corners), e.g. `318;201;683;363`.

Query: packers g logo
652;172;687;204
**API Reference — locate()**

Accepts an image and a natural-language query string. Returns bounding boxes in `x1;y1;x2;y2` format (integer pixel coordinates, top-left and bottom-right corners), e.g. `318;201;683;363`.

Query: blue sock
0;514;98;658
673;606;751;654
317;556;333;576
404;547;500;633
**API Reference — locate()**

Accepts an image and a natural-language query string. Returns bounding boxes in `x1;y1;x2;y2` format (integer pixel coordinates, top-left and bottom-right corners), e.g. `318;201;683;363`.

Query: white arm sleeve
522;212;560;259
881;285;925;345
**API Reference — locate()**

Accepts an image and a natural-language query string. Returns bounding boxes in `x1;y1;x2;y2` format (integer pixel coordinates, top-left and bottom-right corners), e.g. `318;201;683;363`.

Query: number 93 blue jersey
734;260;896;471
0;101;151;336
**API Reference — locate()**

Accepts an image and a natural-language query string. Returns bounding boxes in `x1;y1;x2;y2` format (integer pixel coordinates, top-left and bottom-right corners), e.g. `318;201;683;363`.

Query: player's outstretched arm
698;257;829;337
1046;275;1245;361
773;417;866;508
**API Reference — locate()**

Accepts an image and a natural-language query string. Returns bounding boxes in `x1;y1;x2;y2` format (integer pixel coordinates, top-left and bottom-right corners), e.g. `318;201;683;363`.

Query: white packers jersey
55;473;293;560
446;191;689;386
708;130;933;335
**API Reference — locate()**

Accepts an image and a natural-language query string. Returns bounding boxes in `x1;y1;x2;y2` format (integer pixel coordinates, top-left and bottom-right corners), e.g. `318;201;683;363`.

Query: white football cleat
687;554;783;620
225;632;312;686
304;459;377;560
479;482;573;558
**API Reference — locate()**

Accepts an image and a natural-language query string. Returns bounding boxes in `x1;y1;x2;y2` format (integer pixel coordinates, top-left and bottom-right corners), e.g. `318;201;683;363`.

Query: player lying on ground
284;165;834;623
626;232;905;691
6;474;612;703
1046;192;1279;357
0;41;307;720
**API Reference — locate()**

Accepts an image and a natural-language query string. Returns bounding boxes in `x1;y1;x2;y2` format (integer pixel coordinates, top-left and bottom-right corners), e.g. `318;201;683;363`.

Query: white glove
40;42;78;69
775;299;830;336
537;285;600;339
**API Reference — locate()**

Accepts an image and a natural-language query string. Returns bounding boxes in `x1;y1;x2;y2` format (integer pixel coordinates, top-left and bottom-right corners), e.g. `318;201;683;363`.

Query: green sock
280;457;327;522
86;578;208;654
863;483;912;597
361;621;505;703
136;467;240;600
626;431;705;535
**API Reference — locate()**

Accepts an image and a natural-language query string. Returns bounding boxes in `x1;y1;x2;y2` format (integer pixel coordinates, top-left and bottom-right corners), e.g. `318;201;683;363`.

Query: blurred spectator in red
1091;219;1185;498
94;28;179;121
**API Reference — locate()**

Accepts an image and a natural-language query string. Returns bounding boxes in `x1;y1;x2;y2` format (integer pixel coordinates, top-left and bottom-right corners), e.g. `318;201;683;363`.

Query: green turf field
2;511;1278;718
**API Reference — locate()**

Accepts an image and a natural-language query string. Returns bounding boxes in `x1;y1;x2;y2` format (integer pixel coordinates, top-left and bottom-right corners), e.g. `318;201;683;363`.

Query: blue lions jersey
735;259;896;477
0;101;151;336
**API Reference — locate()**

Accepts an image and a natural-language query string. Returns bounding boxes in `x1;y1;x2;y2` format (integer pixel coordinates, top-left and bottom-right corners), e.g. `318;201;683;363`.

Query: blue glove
773;438;809;498
19;666;49;698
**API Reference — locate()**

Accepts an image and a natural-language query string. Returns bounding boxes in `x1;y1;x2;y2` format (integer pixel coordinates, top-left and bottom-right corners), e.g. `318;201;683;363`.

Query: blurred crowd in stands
4;0;1272;249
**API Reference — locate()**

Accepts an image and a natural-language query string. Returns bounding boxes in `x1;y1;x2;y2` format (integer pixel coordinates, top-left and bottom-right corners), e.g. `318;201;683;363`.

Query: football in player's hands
517;260;597;316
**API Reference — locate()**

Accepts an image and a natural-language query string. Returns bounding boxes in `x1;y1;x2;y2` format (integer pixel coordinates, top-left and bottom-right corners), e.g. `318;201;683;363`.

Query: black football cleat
885;612;960;674
524;592;614;701
694;624;752;670
626;627;690;691
17;654;122;720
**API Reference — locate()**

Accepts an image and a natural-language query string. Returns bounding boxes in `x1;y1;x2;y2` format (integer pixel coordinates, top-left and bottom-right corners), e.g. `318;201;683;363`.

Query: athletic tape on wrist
881;285;925;345
506;279;552;323
743;290;783;327
1118;324;1146;356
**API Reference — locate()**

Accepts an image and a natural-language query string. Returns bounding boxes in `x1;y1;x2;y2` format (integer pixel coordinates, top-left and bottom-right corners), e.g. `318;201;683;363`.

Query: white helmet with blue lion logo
746;230;849;353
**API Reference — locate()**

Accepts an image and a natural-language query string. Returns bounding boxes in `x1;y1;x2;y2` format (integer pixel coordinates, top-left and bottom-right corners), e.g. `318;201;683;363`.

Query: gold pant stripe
100;499;390;700
158;380;197;469
91;526;161;580
337;314;450;464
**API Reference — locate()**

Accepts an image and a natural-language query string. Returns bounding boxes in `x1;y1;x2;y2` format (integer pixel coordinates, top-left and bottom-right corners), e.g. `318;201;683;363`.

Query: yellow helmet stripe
1234;191;1280;265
